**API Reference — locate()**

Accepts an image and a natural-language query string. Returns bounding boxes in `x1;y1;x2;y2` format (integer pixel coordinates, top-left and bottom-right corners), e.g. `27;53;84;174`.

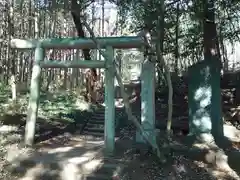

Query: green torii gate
10;36;156;154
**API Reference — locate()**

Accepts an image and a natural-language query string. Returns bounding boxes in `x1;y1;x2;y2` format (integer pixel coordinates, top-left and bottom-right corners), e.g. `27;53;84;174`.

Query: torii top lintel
10;36;146;50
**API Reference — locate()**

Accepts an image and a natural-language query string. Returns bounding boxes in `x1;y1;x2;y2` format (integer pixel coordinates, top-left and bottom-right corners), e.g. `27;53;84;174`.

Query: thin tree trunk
27;0;33;85
2;11;8;83
63;52;68;89
7;2;17;101
156;1;166;86
71;0;97;103
174;3;179;74
155;0;173;135
3;9;9;84
45;13;57;91
219;27;228;72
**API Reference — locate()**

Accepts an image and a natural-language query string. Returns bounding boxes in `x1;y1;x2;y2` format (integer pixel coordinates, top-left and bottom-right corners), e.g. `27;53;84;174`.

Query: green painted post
136;60;156;143
104;46;115;155
24;46;44;146
188;58;223;139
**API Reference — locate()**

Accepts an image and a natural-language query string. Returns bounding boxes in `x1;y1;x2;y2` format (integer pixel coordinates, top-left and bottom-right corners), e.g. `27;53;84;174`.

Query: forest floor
0;88;240;180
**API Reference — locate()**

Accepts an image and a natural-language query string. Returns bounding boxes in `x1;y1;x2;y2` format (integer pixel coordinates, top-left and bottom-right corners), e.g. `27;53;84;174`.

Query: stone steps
86;123;104;129
82;106;140;139
85;127;104;133
82;111;105;138
82;108;109;138
82;131;104;137
92;113;105;118
88;120;105;125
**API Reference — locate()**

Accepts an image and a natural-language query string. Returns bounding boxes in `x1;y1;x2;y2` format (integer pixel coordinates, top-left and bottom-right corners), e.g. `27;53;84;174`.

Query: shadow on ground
6;139;104;180
0;108;93;144
4;136;236;180
169;134;240;179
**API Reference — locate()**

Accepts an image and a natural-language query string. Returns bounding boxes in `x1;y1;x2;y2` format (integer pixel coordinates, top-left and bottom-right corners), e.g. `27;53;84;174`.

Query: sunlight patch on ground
101;98;125;108
19;163;46;180
5;144;32;163
60;158;109;180
223;124;240;141
60;163;80;180
0;125;18;133
74;99;91;111
1;103;10;108
17;151;104;179
8;139;105;180
194;160;240;180
67;155;96;165
80;159;102;172
47;146;80;154
82;140;105;145
192;138;240;180
206;166;240;180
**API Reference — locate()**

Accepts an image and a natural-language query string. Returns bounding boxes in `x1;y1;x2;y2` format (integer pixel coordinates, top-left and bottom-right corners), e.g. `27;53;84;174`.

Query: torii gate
11;36;156;154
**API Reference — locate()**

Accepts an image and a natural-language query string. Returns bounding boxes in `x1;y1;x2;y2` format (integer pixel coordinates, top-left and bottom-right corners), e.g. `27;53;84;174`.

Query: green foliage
0;90;93;124
115;0;240;73
0;83;10;93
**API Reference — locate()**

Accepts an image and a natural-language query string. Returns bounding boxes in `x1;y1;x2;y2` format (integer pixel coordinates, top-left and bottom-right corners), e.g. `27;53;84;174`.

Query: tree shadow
84;138;231;180
215;136;240;174
171;132;240;179
0;108;94;145
1;114;237;179
6;137;223;180
6;139;105;180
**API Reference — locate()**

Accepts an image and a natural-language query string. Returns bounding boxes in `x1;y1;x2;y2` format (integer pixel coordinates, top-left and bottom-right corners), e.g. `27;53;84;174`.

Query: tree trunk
174;3;180;74
219;27;228;73
45;14;57;91
202;0;234;171
203;0;219;59
6;2;17;101
71;0;97;103
154;0;173;135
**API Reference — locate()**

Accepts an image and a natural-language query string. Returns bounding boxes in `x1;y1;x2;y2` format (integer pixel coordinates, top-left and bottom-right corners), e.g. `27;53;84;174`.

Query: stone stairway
82;107;105;139
82;106;129;139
